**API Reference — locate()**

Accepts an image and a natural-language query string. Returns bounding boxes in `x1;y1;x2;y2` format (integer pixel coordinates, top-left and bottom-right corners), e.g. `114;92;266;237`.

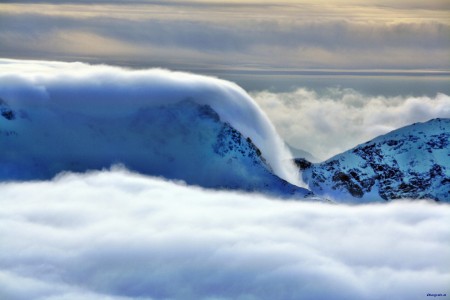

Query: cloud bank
0;168;449;300
251;88;450;160
0;58;300;187
0;1;449;71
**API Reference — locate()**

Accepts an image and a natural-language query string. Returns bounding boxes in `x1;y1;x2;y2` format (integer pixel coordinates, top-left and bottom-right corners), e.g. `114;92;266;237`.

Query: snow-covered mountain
0;98;311;197
0;60;310;198
298;118;450;202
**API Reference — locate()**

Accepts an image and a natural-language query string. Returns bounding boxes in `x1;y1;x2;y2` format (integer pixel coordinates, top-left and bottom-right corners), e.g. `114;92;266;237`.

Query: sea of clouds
1;168;449;300
252;88;450;161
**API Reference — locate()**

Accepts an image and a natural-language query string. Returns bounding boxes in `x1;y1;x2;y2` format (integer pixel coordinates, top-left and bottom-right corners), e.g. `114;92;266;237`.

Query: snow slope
299;118;450;202
0;59;309;197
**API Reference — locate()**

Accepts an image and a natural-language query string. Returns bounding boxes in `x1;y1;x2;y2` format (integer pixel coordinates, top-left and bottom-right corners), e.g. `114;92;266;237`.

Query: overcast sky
1;0;449;73
1;1;449;158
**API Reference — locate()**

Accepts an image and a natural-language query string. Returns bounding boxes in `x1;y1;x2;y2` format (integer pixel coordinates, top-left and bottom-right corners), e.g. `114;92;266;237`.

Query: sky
1;0;449;73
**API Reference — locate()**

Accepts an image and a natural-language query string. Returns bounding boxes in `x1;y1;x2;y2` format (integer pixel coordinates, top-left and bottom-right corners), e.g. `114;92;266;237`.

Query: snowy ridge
299;118;450;202
0;59;301;187
0;60;309;197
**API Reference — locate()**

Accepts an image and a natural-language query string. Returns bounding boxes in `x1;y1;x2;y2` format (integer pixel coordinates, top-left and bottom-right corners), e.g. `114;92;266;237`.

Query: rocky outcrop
0;98;16;121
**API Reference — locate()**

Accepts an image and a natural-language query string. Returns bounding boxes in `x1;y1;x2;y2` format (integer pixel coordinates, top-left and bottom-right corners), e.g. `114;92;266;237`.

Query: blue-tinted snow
301;118;450;202
0;59;308;197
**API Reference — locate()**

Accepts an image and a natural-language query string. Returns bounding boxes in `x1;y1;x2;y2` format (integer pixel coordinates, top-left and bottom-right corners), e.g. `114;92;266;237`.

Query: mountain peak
1;98;311;198
300;118;450;202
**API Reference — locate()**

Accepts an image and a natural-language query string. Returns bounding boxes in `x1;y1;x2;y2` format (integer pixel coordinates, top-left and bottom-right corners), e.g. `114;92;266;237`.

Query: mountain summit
0;61;309;198
298;118;450;202
0;98;311;197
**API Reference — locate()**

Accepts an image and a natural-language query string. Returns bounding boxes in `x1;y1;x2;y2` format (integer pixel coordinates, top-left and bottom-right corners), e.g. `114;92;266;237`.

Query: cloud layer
251;88;450;160
0;168;449;300
0;58;300;187
0;1;449;71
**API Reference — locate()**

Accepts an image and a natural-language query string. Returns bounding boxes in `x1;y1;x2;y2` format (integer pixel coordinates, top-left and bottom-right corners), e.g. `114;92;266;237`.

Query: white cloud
251;88;450;160
0;168;449;300
0;58;300;187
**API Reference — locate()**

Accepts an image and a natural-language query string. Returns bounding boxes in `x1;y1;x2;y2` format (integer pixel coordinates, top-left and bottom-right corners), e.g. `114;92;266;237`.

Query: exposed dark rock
0;98;16;121
1;110;15;120
294;158;312;170
331;172;364;198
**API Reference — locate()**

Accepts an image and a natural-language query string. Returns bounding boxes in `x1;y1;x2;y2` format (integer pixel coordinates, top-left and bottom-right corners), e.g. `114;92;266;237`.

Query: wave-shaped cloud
1;168;449;299
0;58;300;187
252;88;450;160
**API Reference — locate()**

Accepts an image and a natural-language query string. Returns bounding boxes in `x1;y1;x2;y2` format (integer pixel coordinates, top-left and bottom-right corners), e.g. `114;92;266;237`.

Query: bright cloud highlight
0;168;449;300
252;88;450;160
